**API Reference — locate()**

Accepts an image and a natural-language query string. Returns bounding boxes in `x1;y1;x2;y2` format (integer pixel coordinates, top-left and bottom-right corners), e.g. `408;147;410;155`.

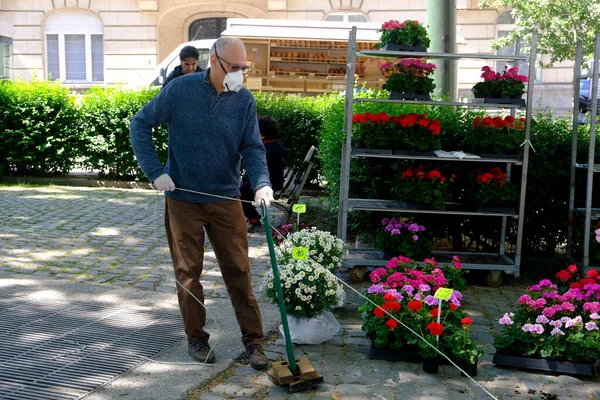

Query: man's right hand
154;173;175;192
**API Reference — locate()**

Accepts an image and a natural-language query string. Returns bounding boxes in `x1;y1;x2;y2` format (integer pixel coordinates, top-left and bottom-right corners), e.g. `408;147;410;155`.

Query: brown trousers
164;196;264;348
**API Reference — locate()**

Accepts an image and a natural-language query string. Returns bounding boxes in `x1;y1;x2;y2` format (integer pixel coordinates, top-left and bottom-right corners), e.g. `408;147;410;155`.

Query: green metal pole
427;0;457;99
261;202;297;373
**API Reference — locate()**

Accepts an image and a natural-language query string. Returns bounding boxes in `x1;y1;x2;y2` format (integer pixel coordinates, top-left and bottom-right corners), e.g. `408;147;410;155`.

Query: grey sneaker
246;343;268;369
247;221;263;233
188;339;215;363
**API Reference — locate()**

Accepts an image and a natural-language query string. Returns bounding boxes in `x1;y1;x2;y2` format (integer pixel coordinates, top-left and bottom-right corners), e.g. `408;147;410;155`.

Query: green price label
434;288;454;301
291;247;309;260
292;204;307;213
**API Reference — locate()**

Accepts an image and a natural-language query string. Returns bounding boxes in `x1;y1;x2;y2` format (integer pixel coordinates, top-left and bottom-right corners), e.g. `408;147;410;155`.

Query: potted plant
359;256;479;374
473;167;519;212
374;217;433;259
260;227;348;344
441;316;484;376
351;112;441;151
472;65;528;105
391;164;454;209
493;265;600;376
382;59;437;100
465;115;526;155
271;222;316;245
377;20;430;52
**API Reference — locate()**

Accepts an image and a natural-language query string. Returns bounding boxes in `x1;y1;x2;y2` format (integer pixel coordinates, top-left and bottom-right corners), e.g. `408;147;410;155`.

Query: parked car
149;39;216;86
579;79;600;113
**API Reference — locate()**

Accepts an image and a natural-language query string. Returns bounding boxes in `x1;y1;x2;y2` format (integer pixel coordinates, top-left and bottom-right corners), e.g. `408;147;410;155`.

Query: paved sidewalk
1;185;599;400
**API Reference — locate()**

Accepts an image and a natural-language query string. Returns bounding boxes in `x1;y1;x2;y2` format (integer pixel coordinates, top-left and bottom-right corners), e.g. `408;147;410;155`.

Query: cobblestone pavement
1;185;600;400
0;185;271;296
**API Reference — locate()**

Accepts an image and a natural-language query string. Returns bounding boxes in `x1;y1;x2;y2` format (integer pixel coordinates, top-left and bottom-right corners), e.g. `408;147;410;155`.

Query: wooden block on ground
296;356;318;380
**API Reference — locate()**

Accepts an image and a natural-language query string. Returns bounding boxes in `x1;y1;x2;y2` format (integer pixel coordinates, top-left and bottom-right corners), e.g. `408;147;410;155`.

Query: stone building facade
0;0;575;113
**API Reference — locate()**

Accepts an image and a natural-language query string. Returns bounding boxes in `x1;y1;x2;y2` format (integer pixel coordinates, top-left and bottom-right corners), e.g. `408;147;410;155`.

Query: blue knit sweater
130;69;270;203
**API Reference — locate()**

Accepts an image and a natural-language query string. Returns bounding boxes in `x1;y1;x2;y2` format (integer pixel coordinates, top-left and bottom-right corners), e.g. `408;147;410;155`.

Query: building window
189;18;228;41
324;11;368;23
44;9;104;82
0;36;14;81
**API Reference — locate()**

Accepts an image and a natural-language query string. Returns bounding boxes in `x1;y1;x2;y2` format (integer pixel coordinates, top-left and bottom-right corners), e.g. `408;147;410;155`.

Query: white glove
154;173;175;192
254;186;274;207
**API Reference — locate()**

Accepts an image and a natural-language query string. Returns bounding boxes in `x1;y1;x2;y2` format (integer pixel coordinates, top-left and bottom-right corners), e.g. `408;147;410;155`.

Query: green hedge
79;86;167;180
0;80;81;175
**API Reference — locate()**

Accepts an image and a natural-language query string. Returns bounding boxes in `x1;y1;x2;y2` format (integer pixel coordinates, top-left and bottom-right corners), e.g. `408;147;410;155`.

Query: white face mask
223;70;244;92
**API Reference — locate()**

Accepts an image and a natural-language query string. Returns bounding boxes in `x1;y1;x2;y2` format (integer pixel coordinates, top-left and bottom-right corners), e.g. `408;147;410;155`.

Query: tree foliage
479;0;600;66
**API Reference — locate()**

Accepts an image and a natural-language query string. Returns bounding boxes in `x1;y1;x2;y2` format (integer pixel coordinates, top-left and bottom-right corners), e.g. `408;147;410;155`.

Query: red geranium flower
587;269;599;279
567;265;578;273
373;307;385;318
569;282;583;290
383;301;401;312
430;308;441;318
408;300;422;312
386;319;398;330
556;270;572;282
383;293;396;301
427;322;444;336
461;317;473;326
579;278;596;285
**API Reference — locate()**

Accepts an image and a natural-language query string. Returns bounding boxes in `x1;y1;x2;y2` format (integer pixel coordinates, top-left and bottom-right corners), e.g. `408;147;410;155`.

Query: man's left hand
254;186;274;207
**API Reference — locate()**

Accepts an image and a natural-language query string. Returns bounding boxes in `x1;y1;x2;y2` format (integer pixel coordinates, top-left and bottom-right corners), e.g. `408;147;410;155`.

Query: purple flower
449;290;463;307
561;302;576;312
551;327;565;336
367;284;385;294
412;235;419;241
385;289;403;301
536;315;549;324
414;293;422;301
590;313;600;320
385;224;393;232
391;228;401;235
585;322;597;331
402;284;414;295
549;320;562;328
539;279;552;287
382;218;389;225
528;284;542;292
499;315;513;325
407;223;420;232
418;284;430;292
424;295;439;306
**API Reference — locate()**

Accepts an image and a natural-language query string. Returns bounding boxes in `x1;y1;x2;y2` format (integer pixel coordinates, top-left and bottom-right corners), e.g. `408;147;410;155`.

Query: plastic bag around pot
279;311;341;345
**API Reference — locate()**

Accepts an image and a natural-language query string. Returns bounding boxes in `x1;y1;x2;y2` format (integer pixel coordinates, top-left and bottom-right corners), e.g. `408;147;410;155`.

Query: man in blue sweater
130;37;273;370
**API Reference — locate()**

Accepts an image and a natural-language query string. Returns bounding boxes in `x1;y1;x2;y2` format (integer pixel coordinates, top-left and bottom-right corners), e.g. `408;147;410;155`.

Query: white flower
308;276;314;281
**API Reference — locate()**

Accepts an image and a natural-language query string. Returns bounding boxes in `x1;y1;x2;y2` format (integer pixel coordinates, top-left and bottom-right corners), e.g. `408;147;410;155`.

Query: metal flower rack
337;27;538;285
567;33;600;272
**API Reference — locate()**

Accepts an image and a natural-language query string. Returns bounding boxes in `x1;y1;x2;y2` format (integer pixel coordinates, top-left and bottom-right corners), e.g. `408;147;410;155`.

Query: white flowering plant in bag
261;258;344;318
274;227;348;273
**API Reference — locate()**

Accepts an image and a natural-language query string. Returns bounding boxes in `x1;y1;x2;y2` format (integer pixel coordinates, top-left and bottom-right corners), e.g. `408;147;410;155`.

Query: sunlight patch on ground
22;194;83;200
30;250;67;261
90;227;121;236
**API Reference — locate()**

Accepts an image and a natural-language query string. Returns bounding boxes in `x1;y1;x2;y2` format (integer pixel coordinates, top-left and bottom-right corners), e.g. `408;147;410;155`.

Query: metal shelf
347;199;518;217
351;148;523;164
354;98;525;108
344;249;516;272
574;208;600;219
358;50;528;61
567;35;600;270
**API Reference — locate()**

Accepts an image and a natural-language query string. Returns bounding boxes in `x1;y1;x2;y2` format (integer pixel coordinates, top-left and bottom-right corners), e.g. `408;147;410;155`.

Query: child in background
241;115;285;233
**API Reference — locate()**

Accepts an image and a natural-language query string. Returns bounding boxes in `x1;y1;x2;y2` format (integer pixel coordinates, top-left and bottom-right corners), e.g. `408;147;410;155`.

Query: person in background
162;45;204;89
241;115;285;233
130;37;273;370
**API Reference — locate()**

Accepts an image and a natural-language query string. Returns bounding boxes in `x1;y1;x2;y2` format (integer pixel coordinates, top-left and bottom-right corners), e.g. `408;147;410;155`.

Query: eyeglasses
214;46;250;74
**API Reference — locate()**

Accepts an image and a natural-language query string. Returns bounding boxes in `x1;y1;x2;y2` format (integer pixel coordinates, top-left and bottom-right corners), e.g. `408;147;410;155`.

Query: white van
150;39;216;86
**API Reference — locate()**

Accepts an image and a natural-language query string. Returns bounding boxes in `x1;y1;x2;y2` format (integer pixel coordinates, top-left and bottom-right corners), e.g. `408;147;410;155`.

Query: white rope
270;224;499;400
152;187;497;398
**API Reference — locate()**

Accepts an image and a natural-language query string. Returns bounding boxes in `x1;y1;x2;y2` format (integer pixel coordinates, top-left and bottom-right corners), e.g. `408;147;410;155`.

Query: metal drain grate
0;295;185;400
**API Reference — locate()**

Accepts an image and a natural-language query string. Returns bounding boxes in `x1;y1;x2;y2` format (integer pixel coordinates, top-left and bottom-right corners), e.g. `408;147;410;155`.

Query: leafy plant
473;167;519;207
382;59;437;95
378;20;431;48
472;65;528;98
374;217;433;259
391;164;454;209
466;115;525;154
494;266;600;362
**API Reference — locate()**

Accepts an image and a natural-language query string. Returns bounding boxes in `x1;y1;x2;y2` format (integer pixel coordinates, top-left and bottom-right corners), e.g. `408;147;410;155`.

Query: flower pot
480;96;526;106
459;361;478;377
389;91;431;101
381;42;427;52
369;343;423;363
280;311;340;345
422;357;440;374
492;351;599;377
